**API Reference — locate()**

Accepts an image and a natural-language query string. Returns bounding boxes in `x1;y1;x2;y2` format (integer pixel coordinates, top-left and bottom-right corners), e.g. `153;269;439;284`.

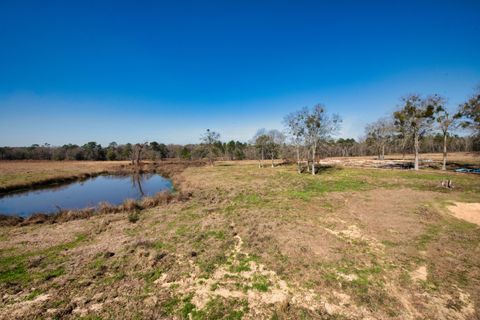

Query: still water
0;174;172;217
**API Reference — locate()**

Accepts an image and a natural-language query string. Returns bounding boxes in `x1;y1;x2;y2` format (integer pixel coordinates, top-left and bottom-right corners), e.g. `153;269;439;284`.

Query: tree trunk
271;154;274;168
134;143;147;166
381;144;385;160
311;143;316;175
136;147;141;165
261;148;264;168
442;132;447;171
296;146;301;174
401;138;407;160
414;132;419;170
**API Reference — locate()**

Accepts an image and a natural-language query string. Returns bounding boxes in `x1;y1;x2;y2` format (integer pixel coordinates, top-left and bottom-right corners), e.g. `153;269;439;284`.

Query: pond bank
0;160;205;226
0;160;204;195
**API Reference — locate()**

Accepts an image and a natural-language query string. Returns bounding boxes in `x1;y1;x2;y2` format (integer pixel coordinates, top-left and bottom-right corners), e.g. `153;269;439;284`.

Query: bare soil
448;202;480;226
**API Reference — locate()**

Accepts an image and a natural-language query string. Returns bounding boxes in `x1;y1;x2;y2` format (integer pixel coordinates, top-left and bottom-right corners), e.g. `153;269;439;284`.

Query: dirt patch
410;265;428;282
448;202;480;226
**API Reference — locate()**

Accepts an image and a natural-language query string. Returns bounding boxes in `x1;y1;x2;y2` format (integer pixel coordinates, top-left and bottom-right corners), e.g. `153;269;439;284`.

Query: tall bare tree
303;104;341;175
200;129;221;166
284;108;307;173
132;142;148;165
433;95;458;170
365;118;393;160
394;94;435;170
266;129;285;167
253;129;270;168
392;113;411;160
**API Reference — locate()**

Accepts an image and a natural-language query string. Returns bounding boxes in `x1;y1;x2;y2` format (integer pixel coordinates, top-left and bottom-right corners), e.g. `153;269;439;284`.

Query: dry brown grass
0;160;128;193
121;199;141;212
98;202;117;214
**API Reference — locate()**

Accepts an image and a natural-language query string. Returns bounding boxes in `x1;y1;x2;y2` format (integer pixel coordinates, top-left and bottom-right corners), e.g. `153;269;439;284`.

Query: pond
0;173;173;217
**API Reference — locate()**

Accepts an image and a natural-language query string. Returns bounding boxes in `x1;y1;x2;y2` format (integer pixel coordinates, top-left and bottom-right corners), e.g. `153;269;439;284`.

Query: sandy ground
448;202;480;226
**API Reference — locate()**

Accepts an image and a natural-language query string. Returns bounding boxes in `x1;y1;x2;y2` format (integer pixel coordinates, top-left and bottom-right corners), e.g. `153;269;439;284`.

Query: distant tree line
1;87;478;171
0;140;249;162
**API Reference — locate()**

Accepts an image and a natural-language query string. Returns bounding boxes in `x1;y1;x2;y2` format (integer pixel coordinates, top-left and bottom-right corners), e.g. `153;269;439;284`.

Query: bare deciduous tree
132;142;148;166
365;118;393;160
200;129;221;166
284;108;307;173
394;94;435;170
253;129;270;168
433;95;458;170
392;113;411;160
266;129;285;167
303;104;341;175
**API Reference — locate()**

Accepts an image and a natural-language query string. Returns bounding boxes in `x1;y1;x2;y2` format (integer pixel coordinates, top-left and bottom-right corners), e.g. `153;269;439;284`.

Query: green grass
78;316;103;320
0;234;87;285
181;301;197;319
152;240;173;251
251;274;271;292
352;167;480;194
142;268;164;284
280;169;369;200
175;225;191;236
319;258;388;309
198;252;228;275
0;258;27;283
229;254;258;273
89;256;107;271
234;193;262;205
205;230;226;240
416;224;443;250
187;297;247;320
161;296;181;316
41;267;65;280
278;165;480;199
128;212;140;223
104;272;126;285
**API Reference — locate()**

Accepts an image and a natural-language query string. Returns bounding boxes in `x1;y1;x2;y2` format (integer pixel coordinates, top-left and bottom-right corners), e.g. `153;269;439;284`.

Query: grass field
0;155;480;319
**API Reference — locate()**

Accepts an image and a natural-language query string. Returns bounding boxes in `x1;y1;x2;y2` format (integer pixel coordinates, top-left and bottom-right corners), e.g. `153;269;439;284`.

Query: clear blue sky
1;0;479;146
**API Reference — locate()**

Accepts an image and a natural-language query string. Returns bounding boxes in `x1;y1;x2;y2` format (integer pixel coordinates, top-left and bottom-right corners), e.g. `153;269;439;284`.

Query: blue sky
1;0;479;146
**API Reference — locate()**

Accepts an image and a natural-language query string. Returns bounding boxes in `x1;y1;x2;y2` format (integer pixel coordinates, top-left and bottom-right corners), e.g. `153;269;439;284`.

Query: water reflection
0;173;172;217
131;173;149;197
